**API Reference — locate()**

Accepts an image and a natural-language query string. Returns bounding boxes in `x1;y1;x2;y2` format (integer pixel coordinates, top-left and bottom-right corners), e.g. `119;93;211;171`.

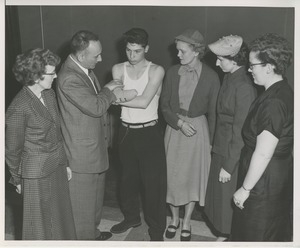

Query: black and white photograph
2;0;299;247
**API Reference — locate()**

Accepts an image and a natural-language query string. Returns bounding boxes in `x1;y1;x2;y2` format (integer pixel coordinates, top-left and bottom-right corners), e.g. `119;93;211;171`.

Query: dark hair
175;40;206;60
222;42;249;66
123;28;148;47
12;48;60;86
71;30;99;54
250;33;292;75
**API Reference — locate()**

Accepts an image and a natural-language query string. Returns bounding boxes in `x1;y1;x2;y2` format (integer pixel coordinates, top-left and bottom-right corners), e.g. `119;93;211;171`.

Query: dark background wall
6;5;294;106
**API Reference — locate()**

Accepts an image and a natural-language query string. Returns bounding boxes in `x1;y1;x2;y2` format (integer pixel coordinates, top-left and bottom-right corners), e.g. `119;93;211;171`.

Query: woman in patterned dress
5;48;77;240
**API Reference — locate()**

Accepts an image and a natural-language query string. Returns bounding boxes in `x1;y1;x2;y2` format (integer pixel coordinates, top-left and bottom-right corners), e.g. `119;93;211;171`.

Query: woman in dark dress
204;35;256;241
5;48;77;240
231;33;293;241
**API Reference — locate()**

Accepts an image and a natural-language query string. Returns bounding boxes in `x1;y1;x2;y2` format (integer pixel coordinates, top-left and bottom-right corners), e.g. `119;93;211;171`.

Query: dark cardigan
160;63;220;144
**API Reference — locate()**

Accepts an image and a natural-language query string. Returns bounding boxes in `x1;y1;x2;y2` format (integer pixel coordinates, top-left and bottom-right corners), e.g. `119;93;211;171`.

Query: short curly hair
12;48;60;86
123;28;149;48
222;42;249;66
249;33;292;75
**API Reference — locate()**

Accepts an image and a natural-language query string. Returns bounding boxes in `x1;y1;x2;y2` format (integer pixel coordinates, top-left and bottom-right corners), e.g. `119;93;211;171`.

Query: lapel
24;87;55;124
89;69;101;92
65;56;101;93
189;63;207;105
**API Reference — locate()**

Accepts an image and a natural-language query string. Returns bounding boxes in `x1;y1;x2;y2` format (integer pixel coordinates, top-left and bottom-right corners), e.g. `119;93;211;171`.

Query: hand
180;121;197;137
113;88;138;103
16;184;21;194
66;167;72;181
219;167;231;183
105;79;124;91
233;187;250;210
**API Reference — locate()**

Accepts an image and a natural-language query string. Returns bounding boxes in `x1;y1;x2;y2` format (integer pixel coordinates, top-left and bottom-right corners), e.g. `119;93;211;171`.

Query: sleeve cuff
222;157;239;175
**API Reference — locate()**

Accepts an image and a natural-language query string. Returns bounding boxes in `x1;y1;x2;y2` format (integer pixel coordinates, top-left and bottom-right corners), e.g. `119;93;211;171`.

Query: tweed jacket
160;63;220;144
5;87;67;185
212;67;257;174
56;56;116;174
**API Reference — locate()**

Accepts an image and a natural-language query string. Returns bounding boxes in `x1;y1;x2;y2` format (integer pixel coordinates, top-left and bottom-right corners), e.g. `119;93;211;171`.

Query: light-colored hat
208;35;243;57
175;29;205;45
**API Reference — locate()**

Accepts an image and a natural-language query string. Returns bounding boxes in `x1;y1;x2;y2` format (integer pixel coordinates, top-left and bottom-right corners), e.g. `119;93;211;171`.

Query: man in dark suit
56;30;136;240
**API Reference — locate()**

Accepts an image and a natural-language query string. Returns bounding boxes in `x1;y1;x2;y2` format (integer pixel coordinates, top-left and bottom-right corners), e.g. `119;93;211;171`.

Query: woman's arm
233;130;279;209
5;105;26;187
220;84;256;183
160;68;181;130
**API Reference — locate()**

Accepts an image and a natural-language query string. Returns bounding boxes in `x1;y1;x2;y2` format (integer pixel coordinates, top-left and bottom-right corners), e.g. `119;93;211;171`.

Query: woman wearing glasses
5;48;76;240
204;35;256;241
231;33;293;241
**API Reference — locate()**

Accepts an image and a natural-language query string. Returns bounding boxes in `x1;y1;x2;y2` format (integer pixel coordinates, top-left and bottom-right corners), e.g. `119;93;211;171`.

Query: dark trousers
69;171;105;240
118;124;167;239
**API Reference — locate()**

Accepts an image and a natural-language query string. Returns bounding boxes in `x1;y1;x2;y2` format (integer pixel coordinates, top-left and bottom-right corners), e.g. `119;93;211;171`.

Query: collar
178;59;202;77
69;55;89;76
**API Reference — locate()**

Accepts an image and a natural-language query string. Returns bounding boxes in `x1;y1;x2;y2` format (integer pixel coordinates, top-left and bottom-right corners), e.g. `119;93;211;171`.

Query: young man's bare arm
114;64;164;109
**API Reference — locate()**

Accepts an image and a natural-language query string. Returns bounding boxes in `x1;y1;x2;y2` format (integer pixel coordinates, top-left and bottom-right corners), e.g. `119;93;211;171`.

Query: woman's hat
208;35;243;57
175;29;204;45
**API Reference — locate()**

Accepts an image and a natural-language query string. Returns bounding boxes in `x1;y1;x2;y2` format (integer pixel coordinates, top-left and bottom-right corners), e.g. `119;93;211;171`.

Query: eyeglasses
249;63;266;70
44;71;56;76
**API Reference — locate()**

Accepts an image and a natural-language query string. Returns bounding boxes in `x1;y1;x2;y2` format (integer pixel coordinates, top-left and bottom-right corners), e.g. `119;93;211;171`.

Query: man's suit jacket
5;87;67;185
56;56;116;174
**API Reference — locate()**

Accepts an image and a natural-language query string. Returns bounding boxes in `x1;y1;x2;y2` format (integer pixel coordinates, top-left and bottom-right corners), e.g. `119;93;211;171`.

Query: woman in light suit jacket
5;48;76;240
204;35;256;240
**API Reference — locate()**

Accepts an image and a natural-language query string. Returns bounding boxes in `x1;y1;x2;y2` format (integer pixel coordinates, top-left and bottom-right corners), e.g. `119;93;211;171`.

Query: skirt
204;153;238;234
164;115;211;206
22;165;77;240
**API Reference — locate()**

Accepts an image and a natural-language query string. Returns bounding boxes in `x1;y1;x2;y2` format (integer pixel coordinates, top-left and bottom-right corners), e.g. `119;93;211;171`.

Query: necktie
88;69;100;94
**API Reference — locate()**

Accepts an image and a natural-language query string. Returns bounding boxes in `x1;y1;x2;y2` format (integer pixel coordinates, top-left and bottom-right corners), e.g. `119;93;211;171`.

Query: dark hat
208;35;243;57
175;29;205;45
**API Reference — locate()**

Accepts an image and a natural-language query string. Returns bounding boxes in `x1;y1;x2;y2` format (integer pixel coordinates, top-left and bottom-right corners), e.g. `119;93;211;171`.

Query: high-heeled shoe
180;226;192;241
165;221;180;239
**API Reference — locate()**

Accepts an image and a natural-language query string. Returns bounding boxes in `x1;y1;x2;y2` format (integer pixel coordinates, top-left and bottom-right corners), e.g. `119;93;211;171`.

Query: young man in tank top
110;28;167;241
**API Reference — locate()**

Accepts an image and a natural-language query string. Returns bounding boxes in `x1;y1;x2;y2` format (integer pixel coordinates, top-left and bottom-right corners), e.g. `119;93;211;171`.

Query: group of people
5;26;293;242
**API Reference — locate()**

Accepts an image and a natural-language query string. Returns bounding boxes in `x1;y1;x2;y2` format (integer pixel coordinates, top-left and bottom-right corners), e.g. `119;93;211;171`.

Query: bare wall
16;6;294;88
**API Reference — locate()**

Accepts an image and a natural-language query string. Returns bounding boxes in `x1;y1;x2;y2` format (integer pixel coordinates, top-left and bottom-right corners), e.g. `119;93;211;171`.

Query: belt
122;120;158;129
177;108;189;117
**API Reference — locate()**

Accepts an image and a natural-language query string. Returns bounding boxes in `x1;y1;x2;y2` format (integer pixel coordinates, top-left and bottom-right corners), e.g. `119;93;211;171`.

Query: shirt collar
70;55;89;76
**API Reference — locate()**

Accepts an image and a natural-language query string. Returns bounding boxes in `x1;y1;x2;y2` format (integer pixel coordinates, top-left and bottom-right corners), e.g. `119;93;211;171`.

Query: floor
5;148;218;242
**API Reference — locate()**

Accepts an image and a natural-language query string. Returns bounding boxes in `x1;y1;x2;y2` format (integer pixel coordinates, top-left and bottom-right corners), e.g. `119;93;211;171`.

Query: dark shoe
95;231;112;240
165;222;180;239
180;227;191;241
110;220;142;234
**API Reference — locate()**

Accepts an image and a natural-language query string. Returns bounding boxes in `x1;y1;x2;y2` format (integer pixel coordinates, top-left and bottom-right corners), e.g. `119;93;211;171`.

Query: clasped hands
105;79;138;103
179;120;197;137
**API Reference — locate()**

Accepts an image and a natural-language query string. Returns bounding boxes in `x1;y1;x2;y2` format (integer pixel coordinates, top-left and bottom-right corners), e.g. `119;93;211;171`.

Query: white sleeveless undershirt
121;61;159;123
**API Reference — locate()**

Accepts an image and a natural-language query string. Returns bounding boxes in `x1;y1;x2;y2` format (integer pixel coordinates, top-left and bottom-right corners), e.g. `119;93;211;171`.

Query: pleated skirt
22;165;77;240
164;115;211;206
